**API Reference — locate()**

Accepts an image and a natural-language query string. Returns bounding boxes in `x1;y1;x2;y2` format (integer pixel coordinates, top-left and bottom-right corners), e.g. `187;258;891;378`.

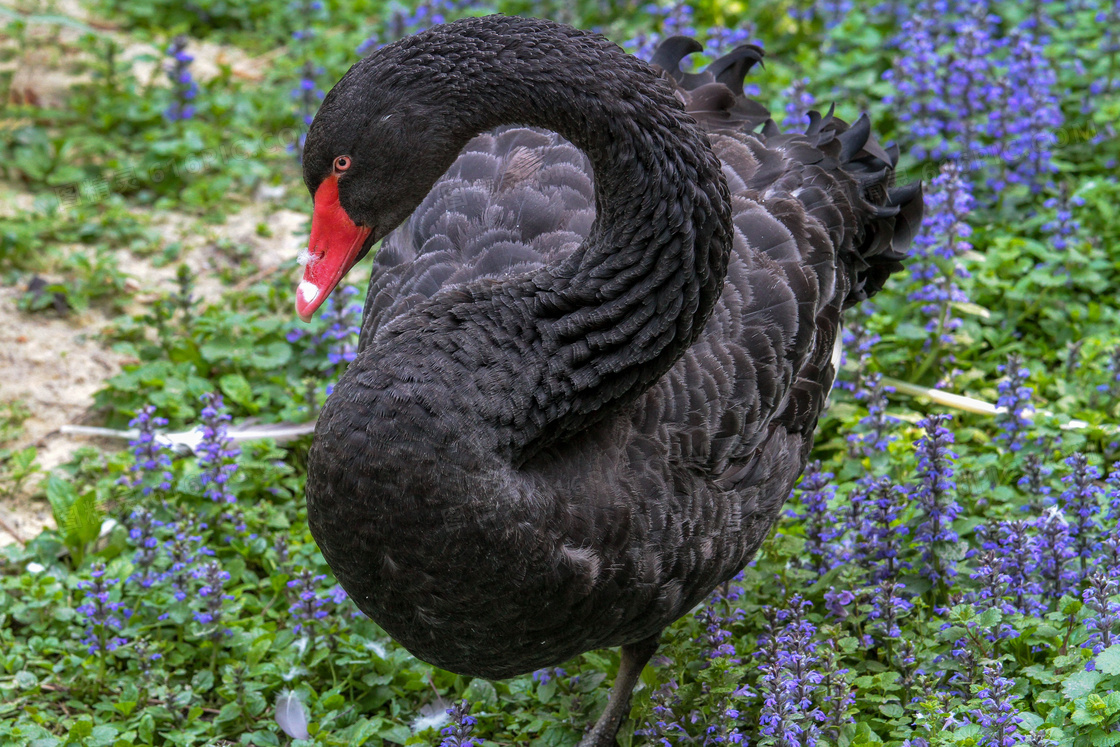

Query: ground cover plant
1;0;1119;745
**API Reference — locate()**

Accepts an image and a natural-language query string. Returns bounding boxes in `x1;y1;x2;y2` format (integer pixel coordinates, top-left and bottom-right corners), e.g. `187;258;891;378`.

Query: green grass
2;0;1120;745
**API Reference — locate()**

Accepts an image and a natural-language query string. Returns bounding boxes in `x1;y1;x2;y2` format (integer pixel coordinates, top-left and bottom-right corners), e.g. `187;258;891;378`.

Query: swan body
297;15;921;743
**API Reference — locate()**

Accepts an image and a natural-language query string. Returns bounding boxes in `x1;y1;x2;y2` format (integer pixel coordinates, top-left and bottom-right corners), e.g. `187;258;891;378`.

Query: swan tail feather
808;109;924;307
648;36;923;308
651;37;771;131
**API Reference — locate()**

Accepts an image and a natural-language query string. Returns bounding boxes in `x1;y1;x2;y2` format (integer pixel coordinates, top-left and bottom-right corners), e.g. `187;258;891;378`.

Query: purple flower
818;639;854;740
974;521;1044;615
835;311;880;394
790;461;841;576
913;414;962;586
909;162;973;348
782;78;815;130
1059;453;1102;576
439;700;479;747
132;637;162;680
127;508;166;588
796;0;852;29
164;36;198;121
358;0;489;54
293;61;325;161
287;285;363;399
76;563;130;654
119;405;173;496
995;355;1033;452
867;580;912;641
626;2;698;62
1000;30;1062;193
848;373;899;457
1030;508;1077;602
1098;345;1120;402
853;478;910;583
192;560;234;638
1106;465;1120;524
824;587;857;619
757;599;824;746
1082;573;1120;668
1042;185;1084;253
287;568;333;636
531;667;566;685
637;677;689;746
1018;454;1053;500
972;663;1023;747
697;599;740;662
160;519;214;610
197;392;240;503
883;3;1062;196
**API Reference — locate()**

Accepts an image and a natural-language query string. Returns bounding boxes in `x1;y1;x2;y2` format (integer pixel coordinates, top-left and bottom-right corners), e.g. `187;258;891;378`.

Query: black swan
295;15;921;746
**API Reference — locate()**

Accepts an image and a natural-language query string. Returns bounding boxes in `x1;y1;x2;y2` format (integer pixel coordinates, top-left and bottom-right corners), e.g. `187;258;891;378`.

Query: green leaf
138;714;155;743
1096;644;1120;675
248;341;291;369
378;724;410;744
246;634;273;667
537;678;557;704
1092;730;1120;747
68;718;94;740
1062;669;1102;700
89;724;119;747
70;490;101;547
45;473;78;530
894;322;930;341
464;678;497;708
878;703;905;718
1023;664;1060;685
344;718;383;747
216;702;243;724
199;338;241;363
191;669;214;693
219;373;255;409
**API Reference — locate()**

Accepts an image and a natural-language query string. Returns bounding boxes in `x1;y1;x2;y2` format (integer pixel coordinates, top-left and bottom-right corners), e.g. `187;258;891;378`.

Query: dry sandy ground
4;0;279;110
1;1;310;547
0;203;309;548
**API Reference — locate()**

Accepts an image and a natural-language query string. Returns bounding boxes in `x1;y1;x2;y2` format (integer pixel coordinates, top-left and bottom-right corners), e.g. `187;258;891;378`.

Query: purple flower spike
1059;453;1102;577
995;355;1034;452
439;700;480;747
782;78;815;130
287;568;337;636
1030;508;1077;602
1082;573;1120;669
120;405;173;496
77;563;131;654
164;36;199;122
791;461;842;576
197;392;240;503
913;414;962;586
909;162;973;349
848;373;899;457
757;599;824;746
192;560;234;638
972;663;1024;747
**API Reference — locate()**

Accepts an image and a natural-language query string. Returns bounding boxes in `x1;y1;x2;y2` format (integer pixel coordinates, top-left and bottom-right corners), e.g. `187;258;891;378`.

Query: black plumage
300;16;922;746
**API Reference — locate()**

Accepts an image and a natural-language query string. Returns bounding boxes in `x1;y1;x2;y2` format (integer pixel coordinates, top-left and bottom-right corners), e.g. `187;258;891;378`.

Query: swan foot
577;634;661;747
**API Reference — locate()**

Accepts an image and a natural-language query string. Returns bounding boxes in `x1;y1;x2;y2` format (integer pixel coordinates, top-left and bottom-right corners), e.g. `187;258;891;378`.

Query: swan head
295;35;467;321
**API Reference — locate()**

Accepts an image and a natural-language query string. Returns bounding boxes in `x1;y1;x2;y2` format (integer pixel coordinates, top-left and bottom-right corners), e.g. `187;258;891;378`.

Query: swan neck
439;21;733;453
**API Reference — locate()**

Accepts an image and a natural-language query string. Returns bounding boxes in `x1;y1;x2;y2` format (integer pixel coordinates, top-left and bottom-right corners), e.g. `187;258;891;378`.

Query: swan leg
578;634;661;747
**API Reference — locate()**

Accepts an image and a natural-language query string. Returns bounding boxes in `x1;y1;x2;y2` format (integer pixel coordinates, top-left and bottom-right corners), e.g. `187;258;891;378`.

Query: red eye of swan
334;155;351;172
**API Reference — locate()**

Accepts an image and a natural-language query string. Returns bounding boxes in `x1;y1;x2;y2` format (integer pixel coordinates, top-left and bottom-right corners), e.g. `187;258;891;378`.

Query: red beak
296;174;372;322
